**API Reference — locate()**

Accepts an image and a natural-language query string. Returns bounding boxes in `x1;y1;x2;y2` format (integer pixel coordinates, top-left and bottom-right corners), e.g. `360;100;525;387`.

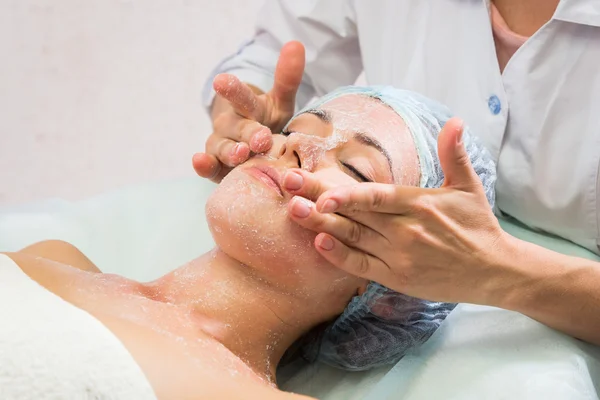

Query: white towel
0;254;156;400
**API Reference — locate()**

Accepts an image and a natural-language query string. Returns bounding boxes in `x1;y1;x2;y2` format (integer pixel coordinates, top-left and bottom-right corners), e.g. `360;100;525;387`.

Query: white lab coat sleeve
201;0;362;113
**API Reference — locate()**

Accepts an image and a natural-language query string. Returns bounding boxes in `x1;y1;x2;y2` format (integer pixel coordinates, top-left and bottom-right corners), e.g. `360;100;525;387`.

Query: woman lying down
2;86;496;399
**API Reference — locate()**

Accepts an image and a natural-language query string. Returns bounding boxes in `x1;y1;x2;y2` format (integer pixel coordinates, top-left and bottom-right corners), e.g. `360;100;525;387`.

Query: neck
492;0;559;36
149;249;314;384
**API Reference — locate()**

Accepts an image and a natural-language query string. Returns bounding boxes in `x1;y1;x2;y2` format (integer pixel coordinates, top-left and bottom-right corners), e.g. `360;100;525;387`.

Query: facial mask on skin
286;85;496;198
285;131;349;172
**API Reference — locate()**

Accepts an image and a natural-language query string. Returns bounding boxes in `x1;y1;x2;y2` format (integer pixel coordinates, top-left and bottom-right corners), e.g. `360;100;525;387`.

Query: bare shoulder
2;239;101;273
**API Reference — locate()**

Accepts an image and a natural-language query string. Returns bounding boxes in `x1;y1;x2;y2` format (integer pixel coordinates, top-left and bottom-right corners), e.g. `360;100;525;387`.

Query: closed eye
281;130;372;182
342;162;371;183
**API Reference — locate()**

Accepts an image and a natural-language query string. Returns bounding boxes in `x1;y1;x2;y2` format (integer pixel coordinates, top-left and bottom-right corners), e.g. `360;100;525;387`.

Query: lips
245;165;284;197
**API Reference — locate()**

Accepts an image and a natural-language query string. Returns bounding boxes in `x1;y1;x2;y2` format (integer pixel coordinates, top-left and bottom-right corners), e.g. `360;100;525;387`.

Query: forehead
323;93;414;153
316;94;409;143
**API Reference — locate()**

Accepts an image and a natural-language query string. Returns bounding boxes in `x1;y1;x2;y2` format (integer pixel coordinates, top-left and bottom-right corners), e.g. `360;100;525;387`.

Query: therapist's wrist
485;234;574;311
472;232;525;308
486;234;600;344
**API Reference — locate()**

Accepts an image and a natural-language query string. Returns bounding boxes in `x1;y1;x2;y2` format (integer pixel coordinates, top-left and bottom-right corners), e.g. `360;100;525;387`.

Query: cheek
205;170;289;256
205;170;346;295
314;167;358;188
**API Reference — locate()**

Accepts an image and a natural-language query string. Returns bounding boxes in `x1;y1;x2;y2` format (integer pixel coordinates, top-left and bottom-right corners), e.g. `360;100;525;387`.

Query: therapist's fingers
288;196;386;252
315;183;429;215
192;152;229;183
205;134;251;168
282;169;337;202
212;110;273;155
437;117;484;192
237;121;273;154
269;41;305;116
213;74;263;120
314;233;390;283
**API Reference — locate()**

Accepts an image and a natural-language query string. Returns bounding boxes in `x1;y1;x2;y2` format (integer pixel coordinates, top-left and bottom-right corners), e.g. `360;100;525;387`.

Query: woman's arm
491;236;600;344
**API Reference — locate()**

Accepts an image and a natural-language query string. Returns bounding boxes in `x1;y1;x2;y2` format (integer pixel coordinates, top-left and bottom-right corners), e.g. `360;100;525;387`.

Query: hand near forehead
283;118;509;305
193;41;305;183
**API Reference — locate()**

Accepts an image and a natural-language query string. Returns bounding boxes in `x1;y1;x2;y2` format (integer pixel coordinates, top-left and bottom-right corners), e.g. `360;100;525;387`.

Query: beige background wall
0;0;265;205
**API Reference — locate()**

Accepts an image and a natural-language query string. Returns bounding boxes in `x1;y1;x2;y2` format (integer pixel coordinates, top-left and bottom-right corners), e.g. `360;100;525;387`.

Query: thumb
282;169;334;202
269;41;305;115
438;117;480;190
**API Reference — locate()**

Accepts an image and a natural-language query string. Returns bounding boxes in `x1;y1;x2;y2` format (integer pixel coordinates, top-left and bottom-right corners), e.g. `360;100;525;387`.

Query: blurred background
0;0;265;206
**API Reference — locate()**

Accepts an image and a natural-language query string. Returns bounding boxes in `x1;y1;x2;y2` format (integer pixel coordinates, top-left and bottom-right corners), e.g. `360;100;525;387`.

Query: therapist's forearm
491;235;600;345
210;83;265;122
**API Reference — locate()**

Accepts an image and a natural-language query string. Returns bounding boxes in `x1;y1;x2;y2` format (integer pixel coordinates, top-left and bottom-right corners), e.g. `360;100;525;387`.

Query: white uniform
202;0;600;255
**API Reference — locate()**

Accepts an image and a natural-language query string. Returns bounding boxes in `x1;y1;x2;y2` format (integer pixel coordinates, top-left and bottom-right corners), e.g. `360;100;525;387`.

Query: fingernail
291;197;312;218
317;235;334;251
455;120;464;144
319;199;338;213
232;143;245;157
284;171;304;191
230;143;249;164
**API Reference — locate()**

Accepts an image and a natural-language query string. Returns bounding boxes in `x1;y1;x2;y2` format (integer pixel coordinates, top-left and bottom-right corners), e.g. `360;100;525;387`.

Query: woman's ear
357;281;369;296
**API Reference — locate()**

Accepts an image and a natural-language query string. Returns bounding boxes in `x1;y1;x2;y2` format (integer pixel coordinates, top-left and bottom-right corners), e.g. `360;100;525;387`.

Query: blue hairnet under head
286;85;497;371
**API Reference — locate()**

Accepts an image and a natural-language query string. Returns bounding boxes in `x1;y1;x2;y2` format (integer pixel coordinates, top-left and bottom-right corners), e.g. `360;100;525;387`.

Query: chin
205;169;327;286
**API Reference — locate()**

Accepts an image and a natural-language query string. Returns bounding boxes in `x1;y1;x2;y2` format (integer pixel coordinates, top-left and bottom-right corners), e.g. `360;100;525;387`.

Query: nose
277;132;327;171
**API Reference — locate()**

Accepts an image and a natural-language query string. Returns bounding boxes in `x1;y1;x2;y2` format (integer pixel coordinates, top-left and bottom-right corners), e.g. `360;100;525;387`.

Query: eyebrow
303;108;332;123
299;108;395;180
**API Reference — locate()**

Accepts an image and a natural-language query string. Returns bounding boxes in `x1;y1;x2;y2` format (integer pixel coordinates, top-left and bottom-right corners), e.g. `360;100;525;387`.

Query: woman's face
206;94;420;316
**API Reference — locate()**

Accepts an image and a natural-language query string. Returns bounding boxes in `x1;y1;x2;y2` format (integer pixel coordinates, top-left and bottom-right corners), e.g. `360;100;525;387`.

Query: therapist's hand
193;41;305;182
283;118;511;305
